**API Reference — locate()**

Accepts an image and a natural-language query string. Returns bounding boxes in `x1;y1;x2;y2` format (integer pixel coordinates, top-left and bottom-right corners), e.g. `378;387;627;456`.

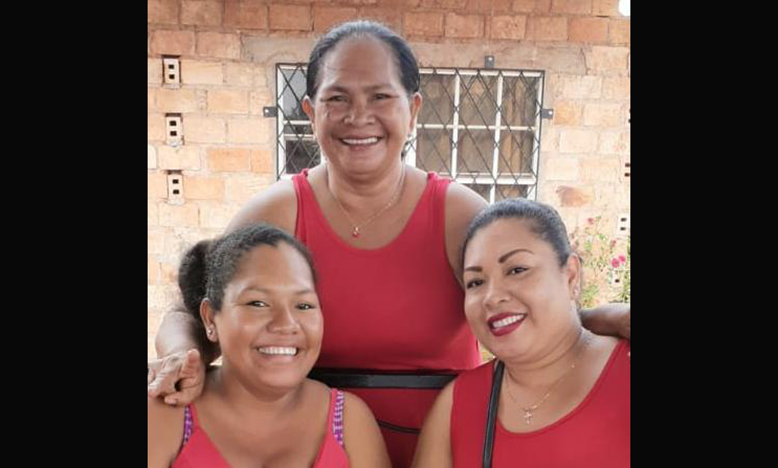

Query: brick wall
148;0;630;360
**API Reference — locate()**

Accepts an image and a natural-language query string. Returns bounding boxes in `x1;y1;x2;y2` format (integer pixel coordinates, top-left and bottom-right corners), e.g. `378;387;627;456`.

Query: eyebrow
242;286;315;296
464;248;534;273
321;84;395;93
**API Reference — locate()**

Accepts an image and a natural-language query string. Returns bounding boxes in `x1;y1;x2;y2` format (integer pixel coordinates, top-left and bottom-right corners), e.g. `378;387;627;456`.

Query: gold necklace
325;164;406;238
504;332;592;425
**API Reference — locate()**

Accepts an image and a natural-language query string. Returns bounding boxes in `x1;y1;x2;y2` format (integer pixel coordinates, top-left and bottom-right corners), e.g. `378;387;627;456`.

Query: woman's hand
147;349;205;406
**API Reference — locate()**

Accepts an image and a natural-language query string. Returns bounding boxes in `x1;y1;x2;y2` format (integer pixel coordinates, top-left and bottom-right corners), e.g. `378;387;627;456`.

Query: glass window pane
501;75;540;127
457;129;495;175
279;68;308;121
283;138;319;175
497;129;535;175
414;128;452;176
494;184;528;201
459;74;498;127
464;183;492;202
419;73;455;126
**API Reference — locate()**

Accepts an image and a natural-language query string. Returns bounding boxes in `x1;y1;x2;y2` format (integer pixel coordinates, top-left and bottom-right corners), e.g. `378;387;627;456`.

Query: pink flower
610;240;617;248
587;218;594;225
611;258;620;268
619;255;626;264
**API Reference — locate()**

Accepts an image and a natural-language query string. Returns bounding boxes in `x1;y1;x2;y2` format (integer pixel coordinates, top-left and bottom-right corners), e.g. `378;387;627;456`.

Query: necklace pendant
523;410;533;425
352;227;360;238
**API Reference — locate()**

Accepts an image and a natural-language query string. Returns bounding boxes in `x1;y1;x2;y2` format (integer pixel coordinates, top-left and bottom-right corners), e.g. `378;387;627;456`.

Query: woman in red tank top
148;21;632;468
413;199;630;468
147;224;390;468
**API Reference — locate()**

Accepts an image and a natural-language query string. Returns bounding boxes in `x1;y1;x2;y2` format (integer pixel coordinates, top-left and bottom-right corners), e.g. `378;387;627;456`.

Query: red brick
445;13;484;39
208;90;249;114
598;131;629;154
512;0;538;12
226;174;274;204
228;119;270;144
148;113;166;141
148;145;157;169
181;1;223;27
184;175;225;200
148;172;168;199
602;77;630;100
269;5;312;31
148;58;162;84
553;100;582;125
152;88;201;113
559;129;598;153
551;0;592;15
420;0;467;7
568;17;608;43
185;117;227;143
586;46;629;73
150;30;195;56
157;146;201;170
148;256;161;283
207;148;253;172
224;62;255;87
148;0;179;25
555;185;593;207
159;204;200;227
405;12;444;37
314;6;358;33
359;7;402;32
609;19;630;45
199;202;238;229
249;88;274;116
196;32;241;60
528;16;567;41
583;103;623;127
465;0;514;13
148;201;159;226
490;15;527;40
181;60;223;85
224;1;268;30
251;149;274;173
558;75;602;99
593;0;619;16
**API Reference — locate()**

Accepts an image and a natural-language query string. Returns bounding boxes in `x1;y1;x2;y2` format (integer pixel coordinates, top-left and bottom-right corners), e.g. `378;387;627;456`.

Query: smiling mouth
340;137;381;146
257;346;299;356
488;314;527;330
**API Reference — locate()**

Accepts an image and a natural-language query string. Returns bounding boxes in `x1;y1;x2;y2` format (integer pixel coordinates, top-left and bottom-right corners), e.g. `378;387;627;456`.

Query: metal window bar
274;64;544;201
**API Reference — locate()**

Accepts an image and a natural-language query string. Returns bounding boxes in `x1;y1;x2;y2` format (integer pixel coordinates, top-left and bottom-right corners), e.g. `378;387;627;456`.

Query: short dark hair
178;223;316;318
306;20;420;100
463;199;573;268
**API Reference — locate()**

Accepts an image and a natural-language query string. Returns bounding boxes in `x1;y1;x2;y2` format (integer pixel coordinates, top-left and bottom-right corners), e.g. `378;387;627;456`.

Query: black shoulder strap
482;360;504;468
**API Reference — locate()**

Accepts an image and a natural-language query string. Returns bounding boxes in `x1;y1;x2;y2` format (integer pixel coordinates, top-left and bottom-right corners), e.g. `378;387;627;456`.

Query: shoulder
225;178;298;234
443;181;488;280
340;391;392;467
147;397;186;467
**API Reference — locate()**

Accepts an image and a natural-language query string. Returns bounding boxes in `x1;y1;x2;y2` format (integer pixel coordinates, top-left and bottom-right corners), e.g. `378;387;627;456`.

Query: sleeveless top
171;388;348;468
292;169;481;468
451;340;630;468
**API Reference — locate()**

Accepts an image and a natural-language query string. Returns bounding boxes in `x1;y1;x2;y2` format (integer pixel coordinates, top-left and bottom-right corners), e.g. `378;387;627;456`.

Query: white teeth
258;346;298;356
342;137;378;145
491;315;526;329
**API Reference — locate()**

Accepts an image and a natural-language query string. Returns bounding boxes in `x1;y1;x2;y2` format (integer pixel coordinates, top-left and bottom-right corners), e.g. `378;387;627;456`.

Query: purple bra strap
182;405;194;447
333;390;345;448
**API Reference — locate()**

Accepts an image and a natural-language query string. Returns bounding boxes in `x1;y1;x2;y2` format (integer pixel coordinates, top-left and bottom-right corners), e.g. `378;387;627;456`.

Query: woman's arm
412;381;454;468
147;396;185;468
342;392;392;468
581;303;631;339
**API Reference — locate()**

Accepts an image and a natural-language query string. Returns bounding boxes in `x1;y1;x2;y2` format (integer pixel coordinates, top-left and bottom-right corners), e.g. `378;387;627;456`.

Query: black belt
308;368;457;389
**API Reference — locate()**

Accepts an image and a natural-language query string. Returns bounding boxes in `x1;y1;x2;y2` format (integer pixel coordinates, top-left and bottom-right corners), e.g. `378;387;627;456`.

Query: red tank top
293;170;479;371
293;170;481;468
451;340;630;468
171;388;348;468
